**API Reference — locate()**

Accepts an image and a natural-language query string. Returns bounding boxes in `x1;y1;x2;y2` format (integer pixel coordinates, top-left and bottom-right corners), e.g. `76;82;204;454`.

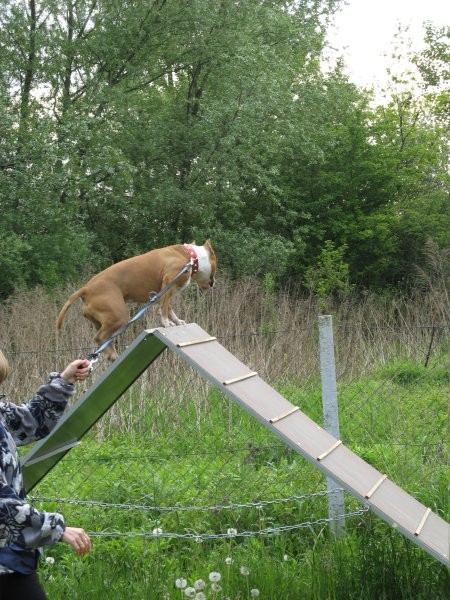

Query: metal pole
319;315;346;537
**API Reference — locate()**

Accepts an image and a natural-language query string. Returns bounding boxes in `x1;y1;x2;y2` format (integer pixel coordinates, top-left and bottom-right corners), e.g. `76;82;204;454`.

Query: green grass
28;355;449;599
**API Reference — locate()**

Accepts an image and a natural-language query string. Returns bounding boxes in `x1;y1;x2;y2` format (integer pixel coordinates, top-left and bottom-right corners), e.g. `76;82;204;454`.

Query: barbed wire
85;507;370;539
30;490;370;540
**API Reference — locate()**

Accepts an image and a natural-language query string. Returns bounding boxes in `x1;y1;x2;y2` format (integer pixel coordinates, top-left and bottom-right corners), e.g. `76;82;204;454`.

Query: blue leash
87;261;192;362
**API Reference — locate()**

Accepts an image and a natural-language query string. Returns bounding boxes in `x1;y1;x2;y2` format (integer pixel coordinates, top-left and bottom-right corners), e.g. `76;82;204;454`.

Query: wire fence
0;278;448;553
2;315;447;547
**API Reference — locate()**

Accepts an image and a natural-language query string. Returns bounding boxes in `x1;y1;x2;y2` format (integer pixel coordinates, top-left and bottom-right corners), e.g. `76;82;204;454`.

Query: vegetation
0;1;449;297
0;1;449;597
1;279;448;599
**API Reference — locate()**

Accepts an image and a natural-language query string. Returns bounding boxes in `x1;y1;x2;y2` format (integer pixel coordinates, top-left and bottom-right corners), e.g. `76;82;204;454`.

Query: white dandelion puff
208;571;221;582
184;587;196;598
45;556;55;565
240;566;250;576
227;528;237;536
175;578;187;589
211;583;222;592
225;556;233;565
194;579;205;590
152;527;163;536
250;589;260;597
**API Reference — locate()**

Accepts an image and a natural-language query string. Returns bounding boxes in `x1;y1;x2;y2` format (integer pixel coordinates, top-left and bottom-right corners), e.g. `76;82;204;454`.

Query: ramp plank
154;324;450;567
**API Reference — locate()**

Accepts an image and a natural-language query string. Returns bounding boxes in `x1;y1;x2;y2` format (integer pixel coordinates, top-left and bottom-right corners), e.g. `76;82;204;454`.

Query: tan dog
56;241;217;359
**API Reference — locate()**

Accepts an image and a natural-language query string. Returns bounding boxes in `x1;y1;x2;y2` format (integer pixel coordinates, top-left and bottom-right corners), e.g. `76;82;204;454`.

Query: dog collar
183;244;199;275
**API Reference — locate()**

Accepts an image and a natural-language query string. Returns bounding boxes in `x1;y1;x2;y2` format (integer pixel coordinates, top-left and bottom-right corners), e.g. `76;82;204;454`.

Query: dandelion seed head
240;566;250;576
250;589;260;597
175;578;187;589
211;583;222;592
196;593;206;600
227;527;237;536
208;571;221;582
283;554;289;561
152;527;163;536
194;579;205;590
184;587;196;598
225;556;233;565
45;556;55;565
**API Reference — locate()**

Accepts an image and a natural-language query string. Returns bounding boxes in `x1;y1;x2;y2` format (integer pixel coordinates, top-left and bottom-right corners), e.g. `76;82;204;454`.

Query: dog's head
194;239;217;291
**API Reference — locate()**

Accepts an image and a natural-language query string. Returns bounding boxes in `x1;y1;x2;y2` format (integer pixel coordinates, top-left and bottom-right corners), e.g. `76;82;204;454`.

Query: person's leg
0;572;47;600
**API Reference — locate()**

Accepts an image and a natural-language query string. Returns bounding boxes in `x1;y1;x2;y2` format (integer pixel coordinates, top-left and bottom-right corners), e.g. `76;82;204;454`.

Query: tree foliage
0;0;448;298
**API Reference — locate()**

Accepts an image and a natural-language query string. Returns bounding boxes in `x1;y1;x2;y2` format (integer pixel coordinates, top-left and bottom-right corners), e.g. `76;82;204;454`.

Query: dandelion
283;554;289;561
227;528;237;536
184;587;196;598
196;593;206;600
152;527;163;536
209;571;221;582
240;566;250;576
225;556;233;565
250;589;260;597
194;579;205;590
211;583;222;593
175;578;187;589
45;556;55;565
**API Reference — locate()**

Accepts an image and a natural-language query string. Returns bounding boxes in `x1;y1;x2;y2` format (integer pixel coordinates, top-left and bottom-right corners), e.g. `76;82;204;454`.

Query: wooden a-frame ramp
22;323;449;567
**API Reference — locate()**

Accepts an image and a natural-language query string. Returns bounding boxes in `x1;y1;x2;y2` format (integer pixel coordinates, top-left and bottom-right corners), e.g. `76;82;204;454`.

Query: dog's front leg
158;275;189;327
157;306;185;327
168;308;186;326
157;305;173;327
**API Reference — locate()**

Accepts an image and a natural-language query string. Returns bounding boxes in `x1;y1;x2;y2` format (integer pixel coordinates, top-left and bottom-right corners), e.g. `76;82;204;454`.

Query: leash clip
85;353;99;374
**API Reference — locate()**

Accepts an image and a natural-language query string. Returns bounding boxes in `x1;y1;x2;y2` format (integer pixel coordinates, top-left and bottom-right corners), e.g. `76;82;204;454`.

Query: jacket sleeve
0;373;74;549
0;478;66;549
1;373;75;446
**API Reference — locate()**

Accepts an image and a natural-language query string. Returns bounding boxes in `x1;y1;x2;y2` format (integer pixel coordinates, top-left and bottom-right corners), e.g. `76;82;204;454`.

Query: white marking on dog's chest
192;245;212;277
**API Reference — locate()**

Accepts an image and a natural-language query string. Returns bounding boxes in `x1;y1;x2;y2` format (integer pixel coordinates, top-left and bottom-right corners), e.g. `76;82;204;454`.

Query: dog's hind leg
84;299;129;361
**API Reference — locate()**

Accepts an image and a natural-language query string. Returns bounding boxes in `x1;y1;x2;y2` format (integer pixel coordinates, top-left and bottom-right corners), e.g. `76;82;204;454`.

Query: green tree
1;0;447;298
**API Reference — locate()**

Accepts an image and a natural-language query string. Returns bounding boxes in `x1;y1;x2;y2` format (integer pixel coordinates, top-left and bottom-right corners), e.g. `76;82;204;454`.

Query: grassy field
0;278;449;598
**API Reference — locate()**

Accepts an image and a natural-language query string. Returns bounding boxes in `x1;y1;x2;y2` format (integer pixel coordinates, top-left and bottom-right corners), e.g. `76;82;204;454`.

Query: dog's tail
56;288;85;330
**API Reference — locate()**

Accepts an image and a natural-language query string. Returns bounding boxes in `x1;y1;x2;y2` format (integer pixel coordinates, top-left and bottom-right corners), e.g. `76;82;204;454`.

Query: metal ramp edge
22;323;449;567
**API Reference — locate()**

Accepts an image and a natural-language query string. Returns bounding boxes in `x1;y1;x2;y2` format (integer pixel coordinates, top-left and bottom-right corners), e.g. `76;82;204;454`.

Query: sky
326;0;450;90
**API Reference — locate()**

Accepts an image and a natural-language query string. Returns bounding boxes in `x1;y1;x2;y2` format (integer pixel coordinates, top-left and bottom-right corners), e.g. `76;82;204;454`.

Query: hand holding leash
60;359;91;384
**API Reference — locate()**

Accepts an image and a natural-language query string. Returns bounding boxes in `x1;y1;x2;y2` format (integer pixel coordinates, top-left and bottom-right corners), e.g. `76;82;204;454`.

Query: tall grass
0;277;448;598
1;275;448;396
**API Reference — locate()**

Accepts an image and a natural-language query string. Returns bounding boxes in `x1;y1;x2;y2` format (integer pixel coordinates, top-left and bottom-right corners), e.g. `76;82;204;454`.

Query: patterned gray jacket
0;372;75;574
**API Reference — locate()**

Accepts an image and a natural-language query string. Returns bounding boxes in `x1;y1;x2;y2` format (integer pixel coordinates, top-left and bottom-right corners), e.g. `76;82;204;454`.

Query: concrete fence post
318;315;346;537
